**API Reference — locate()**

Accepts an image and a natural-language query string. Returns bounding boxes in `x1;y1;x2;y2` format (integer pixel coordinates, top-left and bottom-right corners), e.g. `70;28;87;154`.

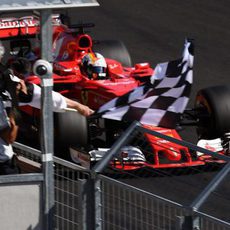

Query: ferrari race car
1;14;230;171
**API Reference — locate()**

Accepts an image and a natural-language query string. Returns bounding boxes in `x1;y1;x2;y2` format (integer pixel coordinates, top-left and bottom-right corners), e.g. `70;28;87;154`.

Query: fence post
176;209;200;230
94;176;102;230
79;171;102;230
80;178;96;230
190;162;230;211
39;9;55;230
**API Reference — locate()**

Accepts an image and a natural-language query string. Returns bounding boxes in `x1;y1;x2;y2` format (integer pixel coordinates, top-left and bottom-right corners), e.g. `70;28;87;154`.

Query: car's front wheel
195;85;230;139
54;109;89;150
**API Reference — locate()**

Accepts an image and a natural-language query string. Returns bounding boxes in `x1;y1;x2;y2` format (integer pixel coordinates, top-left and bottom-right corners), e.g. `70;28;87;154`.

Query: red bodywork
110;126;205;171
0;15;218;170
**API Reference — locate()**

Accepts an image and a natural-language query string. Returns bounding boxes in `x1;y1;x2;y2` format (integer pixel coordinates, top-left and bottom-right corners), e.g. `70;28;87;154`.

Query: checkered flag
95;39;194;128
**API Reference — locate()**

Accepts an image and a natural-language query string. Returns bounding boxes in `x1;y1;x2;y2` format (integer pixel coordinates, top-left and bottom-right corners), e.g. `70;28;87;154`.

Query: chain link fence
12;121;230;230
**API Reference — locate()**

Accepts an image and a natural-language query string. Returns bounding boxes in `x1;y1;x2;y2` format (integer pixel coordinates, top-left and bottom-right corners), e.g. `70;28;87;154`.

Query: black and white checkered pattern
96;40;194;128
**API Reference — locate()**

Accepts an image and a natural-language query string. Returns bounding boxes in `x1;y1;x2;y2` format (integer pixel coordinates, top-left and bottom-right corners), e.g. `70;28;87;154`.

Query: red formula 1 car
1;14;230;171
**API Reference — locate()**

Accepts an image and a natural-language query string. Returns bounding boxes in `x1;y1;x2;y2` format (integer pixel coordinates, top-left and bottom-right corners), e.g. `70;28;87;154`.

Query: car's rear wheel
195;85;230;139
93;40;132;67
54;109;89;150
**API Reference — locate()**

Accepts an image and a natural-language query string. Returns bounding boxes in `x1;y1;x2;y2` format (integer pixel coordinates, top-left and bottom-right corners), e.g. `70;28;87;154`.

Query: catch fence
10;121;230;230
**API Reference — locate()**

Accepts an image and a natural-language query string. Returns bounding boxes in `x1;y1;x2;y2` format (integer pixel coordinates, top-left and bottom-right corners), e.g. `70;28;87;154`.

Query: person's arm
48;87;94;116
7;112;18;143
0;112;18;144
63;96;94;116
19;83;94;116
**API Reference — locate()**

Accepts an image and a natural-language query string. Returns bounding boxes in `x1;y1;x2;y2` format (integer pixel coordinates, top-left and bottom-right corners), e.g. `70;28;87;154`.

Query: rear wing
0;15;62;39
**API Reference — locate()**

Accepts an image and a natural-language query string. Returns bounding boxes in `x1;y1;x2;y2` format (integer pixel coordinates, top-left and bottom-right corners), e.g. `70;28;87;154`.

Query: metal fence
12;121;230;230
14;142;91;230
98;174;184;230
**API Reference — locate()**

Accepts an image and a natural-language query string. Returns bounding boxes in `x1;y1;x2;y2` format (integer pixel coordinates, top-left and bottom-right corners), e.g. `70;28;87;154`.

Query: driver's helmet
81;52;107;79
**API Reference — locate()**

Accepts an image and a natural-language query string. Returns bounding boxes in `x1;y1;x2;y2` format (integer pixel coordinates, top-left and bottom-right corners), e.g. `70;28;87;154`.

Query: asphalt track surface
70;0;230;95
68;0;230;223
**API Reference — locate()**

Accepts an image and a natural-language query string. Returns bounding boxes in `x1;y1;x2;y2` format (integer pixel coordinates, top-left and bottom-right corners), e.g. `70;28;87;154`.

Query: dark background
68;0;230;94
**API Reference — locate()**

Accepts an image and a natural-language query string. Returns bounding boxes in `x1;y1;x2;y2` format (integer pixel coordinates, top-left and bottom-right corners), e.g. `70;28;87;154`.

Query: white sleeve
19;84;67;112
51;90;67;112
